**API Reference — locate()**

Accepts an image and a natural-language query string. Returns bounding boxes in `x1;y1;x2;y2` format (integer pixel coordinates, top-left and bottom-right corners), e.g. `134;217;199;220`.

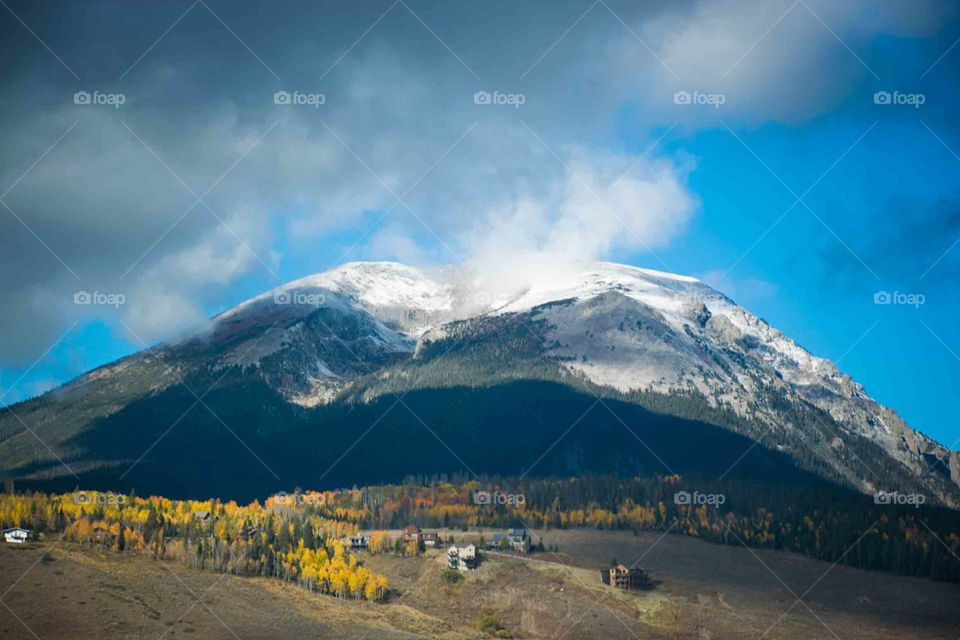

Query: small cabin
92;525;116;545
422;531;440;547
349;534;369;550
402;524;421;543
3;527;31;544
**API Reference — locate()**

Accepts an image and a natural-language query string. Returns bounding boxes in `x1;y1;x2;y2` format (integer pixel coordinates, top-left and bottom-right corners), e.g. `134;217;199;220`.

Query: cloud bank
0;0;955;370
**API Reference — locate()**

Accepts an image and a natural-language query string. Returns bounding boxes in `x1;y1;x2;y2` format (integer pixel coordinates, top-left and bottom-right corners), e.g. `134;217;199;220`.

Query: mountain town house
601;564;651;591
487;528;529;552
3;527;31;544
402;524;421;544
349;534;369;550
447;544;477;571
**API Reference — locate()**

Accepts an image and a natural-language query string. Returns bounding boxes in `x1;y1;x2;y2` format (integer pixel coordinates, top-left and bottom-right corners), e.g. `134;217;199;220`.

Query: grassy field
529;528;960;639
2;528;958;639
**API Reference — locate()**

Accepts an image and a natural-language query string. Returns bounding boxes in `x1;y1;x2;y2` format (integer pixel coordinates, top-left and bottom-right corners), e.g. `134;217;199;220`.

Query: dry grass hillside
2;528;958;639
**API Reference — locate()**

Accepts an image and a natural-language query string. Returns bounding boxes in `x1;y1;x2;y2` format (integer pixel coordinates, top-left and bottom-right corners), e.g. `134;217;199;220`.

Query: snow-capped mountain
1;261;956;504
187;261;958;499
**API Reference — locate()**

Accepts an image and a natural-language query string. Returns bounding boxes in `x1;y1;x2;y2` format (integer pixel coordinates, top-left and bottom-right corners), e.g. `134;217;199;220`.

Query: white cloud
460;148;696;299
365;225;433;266
626;0;957;124
121;210;275;342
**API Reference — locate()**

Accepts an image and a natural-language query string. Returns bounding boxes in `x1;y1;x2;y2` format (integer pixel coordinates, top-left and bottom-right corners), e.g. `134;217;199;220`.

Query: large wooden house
601;564;651;591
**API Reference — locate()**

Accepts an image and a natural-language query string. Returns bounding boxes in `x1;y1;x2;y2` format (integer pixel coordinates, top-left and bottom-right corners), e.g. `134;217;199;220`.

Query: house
349;534;369;550
508;528;528;550
487;533;507;550
508;528;527;542
3;527;31;544
422;531;440;547
240;526;259;541
92;525;116;545
602;564;651;591
487;528;529;552
447;544;477;571
193;510;211;522
402;524;421;544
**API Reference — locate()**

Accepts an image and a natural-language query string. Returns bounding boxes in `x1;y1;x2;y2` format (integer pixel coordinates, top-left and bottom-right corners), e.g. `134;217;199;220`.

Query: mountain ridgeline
1;261;957;506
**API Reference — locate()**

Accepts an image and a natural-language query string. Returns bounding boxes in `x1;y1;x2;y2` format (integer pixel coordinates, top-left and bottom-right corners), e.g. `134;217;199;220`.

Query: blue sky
0;0;959;448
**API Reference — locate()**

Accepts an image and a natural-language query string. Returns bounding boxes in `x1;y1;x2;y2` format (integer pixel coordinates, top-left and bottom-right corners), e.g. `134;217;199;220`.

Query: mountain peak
3;259;958;508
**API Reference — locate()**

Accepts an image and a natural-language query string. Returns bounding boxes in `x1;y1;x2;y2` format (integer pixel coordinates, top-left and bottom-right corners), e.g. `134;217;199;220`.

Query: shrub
441;568;463;584
478;615;500;635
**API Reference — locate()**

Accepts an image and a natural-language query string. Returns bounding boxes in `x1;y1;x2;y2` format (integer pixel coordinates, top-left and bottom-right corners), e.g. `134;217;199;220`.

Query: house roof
3;527;31;533
448;544;475;557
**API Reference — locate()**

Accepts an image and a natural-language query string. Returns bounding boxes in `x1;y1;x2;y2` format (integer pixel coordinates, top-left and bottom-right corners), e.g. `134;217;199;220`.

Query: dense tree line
297;474;960;583
0;490;387;601
5;475;958;586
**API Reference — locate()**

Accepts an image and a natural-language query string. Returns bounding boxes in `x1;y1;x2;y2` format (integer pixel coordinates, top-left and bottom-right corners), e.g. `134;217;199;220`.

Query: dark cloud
0;0;956;366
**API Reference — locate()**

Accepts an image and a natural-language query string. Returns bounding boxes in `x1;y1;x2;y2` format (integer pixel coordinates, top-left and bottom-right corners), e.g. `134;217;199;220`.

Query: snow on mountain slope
471;262;948;489
210;262;886;424
190;260;955;497
220;262;455;335
476;264;841;402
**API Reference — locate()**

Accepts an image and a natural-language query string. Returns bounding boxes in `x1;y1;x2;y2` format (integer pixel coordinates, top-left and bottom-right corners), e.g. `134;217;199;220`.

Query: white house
3;527;31;544
487;528;529;552
447;544;477;571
